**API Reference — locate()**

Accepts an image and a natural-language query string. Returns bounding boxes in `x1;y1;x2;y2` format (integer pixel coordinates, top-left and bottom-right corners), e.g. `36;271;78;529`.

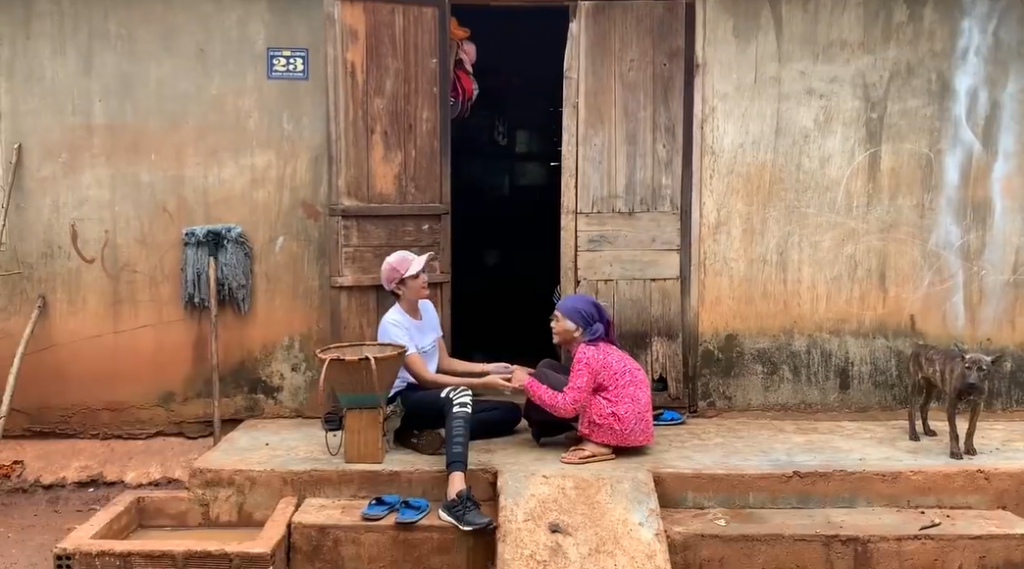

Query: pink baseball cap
380;250;436;291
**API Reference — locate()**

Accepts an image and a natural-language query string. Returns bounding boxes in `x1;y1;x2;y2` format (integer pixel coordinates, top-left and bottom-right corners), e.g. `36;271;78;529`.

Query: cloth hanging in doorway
450;39;479;120
458;40;476;73
446;18;480;120
450;58;477;119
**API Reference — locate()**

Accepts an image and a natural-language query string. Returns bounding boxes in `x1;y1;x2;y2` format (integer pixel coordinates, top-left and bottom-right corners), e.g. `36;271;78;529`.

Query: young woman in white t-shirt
377;250;522;531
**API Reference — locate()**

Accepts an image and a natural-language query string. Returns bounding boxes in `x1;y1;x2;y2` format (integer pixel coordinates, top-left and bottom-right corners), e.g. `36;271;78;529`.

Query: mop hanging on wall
180;223;253;446
449;17;480;120
181;224;253;314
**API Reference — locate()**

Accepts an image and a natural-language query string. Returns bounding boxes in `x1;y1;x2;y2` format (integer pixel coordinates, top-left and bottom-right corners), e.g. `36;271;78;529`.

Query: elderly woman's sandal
560;445;616;465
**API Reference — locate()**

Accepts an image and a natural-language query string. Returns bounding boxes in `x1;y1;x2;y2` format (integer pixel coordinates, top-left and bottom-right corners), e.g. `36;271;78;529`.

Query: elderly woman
510;294;654;464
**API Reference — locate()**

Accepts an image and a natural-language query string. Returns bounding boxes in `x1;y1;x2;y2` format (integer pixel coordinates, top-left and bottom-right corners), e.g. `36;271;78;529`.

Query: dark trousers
523;359;579;441
395;385;522;473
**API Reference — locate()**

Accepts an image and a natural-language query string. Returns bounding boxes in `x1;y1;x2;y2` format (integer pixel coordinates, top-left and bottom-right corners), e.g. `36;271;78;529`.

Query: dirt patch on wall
2;399;309;439
3;336;321;438
0;437;200;490
187;335;320;408
698;332;1024;411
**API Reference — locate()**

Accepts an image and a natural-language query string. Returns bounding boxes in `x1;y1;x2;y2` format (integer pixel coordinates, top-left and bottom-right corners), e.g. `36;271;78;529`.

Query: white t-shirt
377;299;443;396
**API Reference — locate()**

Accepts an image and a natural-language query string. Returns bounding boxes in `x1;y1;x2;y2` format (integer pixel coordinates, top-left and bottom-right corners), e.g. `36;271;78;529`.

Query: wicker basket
314;342;407;412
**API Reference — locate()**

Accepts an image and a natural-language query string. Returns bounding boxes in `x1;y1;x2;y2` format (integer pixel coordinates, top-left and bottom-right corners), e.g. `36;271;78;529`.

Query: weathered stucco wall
699;0;1024;410
0;0;329;436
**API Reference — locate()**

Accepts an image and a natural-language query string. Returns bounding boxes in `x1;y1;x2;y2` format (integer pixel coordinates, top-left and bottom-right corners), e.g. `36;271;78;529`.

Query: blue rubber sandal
361;494;401;521
395;498;431;524
654;409;686;426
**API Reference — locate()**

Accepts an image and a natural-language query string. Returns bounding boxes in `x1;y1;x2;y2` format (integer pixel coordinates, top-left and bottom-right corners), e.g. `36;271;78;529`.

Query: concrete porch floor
192;417;1024;474
189;417;1024;523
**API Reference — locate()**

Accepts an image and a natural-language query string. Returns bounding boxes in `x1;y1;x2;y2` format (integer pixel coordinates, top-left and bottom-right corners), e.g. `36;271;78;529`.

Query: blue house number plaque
267;48;309;80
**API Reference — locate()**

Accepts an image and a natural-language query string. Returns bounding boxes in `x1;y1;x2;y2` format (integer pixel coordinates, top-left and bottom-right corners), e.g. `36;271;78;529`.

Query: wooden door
561;1;692;405
326;0;451;344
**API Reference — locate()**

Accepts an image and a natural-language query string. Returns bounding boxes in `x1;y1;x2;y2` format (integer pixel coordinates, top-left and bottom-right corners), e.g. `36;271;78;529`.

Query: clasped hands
480;363;533;392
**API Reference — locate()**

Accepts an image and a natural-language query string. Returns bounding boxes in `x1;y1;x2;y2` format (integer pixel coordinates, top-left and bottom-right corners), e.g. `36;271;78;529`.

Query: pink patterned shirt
524;342;654;448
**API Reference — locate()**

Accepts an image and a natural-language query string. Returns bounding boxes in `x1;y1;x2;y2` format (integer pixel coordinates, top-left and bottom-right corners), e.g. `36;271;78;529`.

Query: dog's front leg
908;375;920;441
946;397;963;460
963;401;982;456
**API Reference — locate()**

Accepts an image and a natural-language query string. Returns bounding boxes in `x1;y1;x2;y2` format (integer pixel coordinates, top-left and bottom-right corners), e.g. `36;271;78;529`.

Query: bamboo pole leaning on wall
0;143;22;277
0;143;21;248
0;295;46;441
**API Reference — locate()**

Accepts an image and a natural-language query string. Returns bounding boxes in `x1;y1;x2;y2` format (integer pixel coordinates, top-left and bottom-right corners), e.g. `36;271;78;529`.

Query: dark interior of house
448;6;570;367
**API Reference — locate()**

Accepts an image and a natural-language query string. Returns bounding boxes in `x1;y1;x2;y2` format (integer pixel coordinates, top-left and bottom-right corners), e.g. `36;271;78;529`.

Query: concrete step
664;507;1024;569
289;498;496;569
496;468;672;569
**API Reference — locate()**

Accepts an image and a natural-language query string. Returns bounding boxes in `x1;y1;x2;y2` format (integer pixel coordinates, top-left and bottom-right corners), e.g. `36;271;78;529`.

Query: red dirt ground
0;486;135;569
0;436;200;569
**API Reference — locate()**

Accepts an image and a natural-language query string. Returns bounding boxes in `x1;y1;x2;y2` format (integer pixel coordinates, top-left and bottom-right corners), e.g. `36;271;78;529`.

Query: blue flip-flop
361;494;401;521
654;409;686;426
395;498;431;524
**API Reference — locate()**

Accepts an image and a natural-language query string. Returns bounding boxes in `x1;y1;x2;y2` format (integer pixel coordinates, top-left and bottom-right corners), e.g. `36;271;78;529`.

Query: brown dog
907;343;1003;459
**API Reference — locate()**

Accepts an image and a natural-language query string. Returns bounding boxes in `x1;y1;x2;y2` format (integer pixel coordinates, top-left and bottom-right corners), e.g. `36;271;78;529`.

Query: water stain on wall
931;0;1023;340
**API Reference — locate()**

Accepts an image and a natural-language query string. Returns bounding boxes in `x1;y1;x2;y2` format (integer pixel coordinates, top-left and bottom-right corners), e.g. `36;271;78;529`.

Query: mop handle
209;254;221;445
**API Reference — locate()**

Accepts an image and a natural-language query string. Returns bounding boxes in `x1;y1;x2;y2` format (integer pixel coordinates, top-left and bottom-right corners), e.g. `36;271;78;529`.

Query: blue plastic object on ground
653;409;686;426
395;498;431;524
361;494;401;521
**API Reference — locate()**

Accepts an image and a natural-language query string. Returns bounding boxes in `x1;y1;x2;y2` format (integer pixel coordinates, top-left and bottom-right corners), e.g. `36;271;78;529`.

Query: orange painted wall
0;0;329;436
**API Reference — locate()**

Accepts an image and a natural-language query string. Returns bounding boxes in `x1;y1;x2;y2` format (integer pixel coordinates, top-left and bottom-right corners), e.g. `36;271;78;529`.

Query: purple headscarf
555;294;617;346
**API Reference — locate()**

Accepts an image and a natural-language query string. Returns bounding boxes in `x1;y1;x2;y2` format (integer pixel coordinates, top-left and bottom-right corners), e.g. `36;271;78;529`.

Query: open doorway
448;6;570;366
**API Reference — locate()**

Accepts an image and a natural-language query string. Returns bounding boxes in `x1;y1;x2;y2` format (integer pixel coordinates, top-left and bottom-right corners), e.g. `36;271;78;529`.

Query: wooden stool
343;408;385;464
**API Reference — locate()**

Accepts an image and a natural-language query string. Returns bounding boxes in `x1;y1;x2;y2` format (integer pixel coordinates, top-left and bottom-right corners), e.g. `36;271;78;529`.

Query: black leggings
395;386;522;474
522;359;579;440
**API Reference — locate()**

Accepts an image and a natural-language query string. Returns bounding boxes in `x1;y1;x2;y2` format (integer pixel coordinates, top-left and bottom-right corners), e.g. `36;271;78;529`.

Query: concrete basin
53;490;295;569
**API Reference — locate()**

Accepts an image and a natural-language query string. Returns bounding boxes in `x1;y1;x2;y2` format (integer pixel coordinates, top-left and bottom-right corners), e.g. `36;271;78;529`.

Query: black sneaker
438;489;493;531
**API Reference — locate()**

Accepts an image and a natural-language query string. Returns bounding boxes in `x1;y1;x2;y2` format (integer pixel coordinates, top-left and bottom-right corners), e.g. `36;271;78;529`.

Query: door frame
323;0;703;412
686;0;702;413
